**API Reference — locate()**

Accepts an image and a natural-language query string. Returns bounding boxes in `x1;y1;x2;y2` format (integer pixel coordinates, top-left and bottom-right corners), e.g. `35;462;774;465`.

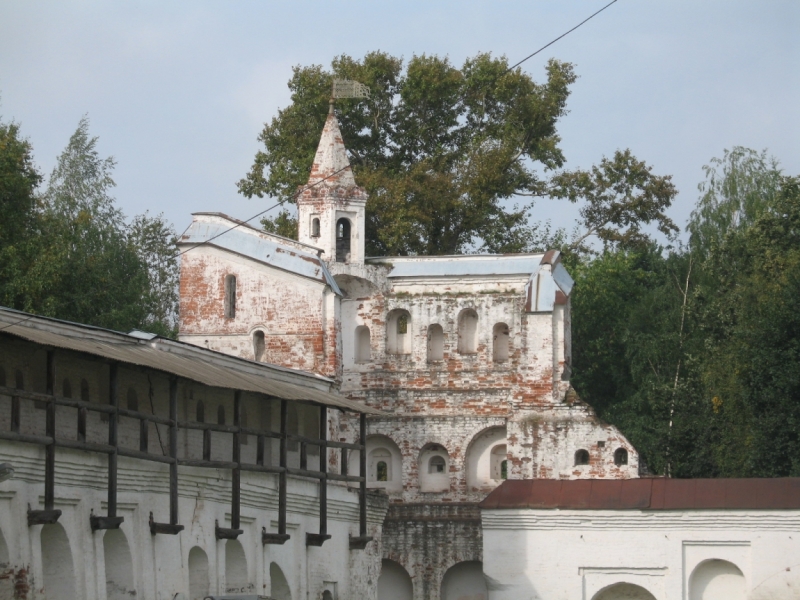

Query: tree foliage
0;115;179;336
240;51;577;255
572;153;800;478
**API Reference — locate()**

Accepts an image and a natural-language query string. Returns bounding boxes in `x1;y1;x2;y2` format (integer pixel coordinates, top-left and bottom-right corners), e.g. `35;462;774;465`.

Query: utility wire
504;0;618;75
173;164;351;259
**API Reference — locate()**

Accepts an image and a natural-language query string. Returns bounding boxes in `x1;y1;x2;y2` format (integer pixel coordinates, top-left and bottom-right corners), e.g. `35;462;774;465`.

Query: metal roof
0;307;382;415
180;213;342;295
478;478;800;511
367;253;546;279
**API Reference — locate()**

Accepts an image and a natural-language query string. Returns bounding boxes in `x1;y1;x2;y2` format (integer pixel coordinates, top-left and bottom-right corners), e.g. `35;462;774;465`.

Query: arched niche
0;526;11;599
188;546;210;600
225;539;251;595
592;582;657;600
492;322;509;362
0;526;9;564
104;529;135;600
355;326;371;363
441;561;487;600
351;435;403;492
336;218;352;263
689;559;746;600
270;562;292;600
41;523;76;600
387;310;412;355
253;330;265;362
614;447;629;466
419;443;449;493
466;426;508;490
457;309;479;354
427;324;444;362
378;559;413;600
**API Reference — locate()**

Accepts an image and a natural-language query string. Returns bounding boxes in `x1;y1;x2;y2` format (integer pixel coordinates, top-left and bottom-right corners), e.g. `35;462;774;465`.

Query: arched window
80;379;90;401
355;326;371;363
457;309;479;354
614;448;628;466
311;217;320;237
574;449;590;466
126;388;138;411
429;455;446;474
490;444;507;481
196;400;205;423
370;448;392;482
62;379;72;398
492;323;509;362
387;310;412;355
253;330;265;362
427;324;444;362
377;461;388;482
224;274;237;318
336;218;351;263
217;405;226;425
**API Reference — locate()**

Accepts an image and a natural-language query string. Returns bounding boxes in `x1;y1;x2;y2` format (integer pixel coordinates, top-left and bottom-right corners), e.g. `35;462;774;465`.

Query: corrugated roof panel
180;216;342;295
370;254;545;278
479;478;800;510
0;308;381;415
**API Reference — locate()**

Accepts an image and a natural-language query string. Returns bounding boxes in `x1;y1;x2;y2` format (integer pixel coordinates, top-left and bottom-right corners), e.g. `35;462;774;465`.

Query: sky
1;0;798;246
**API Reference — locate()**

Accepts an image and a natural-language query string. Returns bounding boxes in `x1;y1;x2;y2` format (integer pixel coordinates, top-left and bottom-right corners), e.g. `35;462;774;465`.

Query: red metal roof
478;478;800;510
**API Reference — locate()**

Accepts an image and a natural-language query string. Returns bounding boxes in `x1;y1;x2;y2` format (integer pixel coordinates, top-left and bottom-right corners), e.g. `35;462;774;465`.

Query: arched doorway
378;559;413;600
592;582;657;600
440;561;487;600
225;539;251;594
103;529;135;600
689;559;746;600
270;562;292;600
188;546;209;600
41;523;76;600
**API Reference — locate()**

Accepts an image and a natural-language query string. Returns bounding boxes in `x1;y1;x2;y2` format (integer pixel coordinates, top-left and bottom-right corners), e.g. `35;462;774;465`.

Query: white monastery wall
481;508;800;600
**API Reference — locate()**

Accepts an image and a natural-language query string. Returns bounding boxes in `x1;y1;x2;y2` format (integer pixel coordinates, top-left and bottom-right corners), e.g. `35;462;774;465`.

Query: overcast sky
1;1;798;246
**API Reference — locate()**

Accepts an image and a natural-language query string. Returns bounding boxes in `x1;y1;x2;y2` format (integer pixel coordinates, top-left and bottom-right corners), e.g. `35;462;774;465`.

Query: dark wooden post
91;363;124;531
279;400;287;537
306;404;330;546
169;376;179;526
44;351;56;511
231;391;241;531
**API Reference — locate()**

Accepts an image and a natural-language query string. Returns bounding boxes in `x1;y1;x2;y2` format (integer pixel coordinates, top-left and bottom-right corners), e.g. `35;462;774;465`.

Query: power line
504;0;619;75
173;164;350;259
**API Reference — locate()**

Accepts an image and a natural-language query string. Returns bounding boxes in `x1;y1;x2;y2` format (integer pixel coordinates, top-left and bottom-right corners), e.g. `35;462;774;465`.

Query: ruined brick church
178;106;639;598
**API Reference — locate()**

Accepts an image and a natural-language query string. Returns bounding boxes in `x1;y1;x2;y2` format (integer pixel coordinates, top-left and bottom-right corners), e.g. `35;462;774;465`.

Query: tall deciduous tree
239;51;577;255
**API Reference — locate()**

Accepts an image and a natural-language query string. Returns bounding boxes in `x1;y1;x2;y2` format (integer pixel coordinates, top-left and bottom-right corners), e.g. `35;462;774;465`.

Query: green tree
240;51;577;255
697;177;800;476
688;147;783;257
0;117;43;308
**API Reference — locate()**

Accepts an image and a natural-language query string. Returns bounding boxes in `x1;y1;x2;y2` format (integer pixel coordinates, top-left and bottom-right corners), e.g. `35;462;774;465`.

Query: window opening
311;217;320;237
336;218;351;262
574;449;589;466
429;455;446;474
427;324;444;362
355;326;371;363
500;460;508;480
492;323;509;362
377;461;388;482
458;309;479;354
224;274;237;318
614;448;628;466
397;314;408;334
253;330;265;362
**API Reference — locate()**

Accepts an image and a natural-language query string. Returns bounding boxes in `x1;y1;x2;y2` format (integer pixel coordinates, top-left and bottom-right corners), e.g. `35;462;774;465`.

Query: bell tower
297;103;368;264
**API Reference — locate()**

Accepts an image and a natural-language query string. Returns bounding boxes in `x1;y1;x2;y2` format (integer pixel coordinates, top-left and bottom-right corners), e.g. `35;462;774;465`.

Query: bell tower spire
297;83;369;265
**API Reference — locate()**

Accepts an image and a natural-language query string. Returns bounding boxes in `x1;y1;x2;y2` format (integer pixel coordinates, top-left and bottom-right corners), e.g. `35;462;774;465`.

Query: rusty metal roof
478;478;800;510
0;307;382;415
367;253;547;278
